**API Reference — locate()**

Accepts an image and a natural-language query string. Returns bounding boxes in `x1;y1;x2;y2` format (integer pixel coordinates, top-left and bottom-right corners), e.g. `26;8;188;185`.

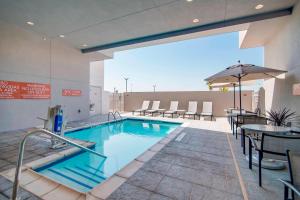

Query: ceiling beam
81;7;293;53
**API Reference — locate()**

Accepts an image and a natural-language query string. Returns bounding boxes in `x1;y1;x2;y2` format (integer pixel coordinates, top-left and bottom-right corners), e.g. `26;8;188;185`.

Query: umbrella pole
233;84;236;108
238;76;242;114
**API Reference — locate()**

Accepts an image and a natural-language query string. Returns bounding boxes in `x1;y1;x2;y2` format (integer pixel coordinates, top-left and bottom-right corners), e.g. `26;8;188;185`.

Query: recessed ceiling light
186;0;193;2
26;21;34;26
82;44;88;47
255;4;264;9
59;34;65;38
193;18;199;23
42;37;47;41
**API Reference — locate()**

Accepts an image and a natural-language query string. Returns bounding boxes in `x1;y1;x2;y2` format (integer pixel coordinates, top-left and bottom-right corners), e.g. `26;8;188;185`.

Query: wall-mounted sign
62;89;82;96
293;83;300;96
0;80;51;99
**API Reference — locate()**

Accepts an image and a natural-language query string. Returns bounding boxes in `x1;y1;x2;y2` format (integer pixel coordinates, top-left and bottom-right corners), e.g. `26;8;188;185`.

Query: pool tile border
88;123;186;200
1;118;186;200
0;139;95;199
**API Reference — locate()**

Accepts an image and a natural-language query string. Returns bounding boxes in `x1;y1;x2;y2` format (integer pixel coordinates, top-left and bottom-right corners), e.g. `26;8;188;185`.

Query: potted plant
266;108;298;126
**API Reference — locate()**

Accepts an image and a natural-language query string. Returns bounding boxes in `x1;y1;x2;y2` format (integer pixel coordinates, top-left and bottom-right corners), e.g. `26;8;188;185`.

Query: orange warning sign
62;89;81;96
0;80;51;99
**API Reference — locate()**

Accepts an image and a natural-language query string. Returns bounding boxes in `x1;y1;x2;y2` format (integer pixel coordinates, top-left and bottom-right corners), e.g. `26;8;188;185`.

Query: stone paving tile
106;183;152;200
127;169;164;191
149;193;174;200
151;152;177;164
0;176;40;200
166;164;213;187
211;174;242;196
155;176;192;200
141;158;172;175
167;141;232;158
170;153;236;177
190;184;243;200
0;177;12;192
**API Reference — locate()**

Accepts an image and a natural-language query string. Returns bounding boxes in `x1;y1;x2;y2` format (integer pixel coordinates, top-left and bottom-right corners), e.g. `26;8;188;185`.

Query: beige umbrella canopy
205;63;286;83
205;62;286;113
210;81;256;108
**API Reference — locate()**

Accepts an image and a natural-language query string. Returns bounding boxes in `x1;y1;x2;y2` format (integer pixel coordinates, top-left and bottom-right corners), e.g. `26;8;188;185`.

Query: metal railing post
107;112;116;121
11;129;106;200
114;111;122;120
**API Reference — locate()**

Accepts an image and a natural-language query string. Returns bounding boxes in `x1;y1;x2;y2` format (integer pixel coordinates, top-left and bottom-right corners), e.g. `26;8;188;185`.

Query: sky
104;32;263;93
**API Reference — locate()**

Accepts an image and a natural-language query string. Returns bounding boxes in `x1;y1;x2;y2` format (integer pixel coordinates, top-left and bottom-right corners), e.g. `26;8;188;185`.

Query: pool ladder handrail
114;111;123;120
11;128;107;200
107;111;117;121
107;111;123;122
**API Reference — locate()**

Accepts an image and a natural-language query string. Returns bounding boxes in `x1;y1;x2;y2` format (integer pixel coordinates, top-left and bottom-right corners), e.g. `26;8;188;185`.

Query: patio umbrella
205;61;286;114
211;80;256;108
210;82;238;108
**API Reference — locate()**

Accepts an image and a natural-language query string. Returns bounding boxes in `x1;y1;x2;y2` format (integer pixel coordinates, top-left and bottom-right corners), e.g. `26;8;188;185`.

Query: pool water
35;118;180;192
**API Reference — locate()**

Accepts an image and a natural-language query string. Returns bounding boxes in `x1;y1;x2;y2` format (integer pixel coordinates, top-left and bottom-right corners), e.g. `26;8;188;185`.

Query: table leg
242;129;245;154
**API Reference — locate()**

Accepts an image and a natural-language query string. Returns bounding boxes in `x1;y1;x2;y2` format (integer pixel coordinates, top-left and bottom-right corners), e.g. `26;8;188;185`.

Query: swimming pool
35;118;180;192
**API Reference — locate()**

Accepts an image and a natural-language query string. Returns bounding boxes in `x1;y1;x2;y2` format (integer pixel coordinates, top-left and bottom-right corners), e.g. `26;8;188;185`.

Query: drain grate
175;132;186;142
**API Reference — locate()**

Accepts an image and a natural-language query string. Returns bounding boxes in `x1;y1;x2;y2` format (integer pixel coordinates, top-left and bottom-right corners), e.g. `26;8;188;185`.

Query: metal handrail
11;129;107;200
107;111;116;121
114;111;122;120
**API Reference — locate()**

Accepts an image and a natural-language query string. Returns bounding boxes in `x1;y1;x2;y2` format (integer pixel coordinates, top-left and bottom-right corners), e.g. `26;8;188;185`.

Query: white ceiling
239;16;289;49
0;0;297;51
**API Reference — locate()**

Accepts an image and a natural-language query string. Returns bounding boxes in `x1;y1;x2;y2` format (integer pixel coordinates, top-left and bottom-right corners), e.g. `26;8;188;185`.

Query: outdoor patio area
1;0;300;199
0;114;289;200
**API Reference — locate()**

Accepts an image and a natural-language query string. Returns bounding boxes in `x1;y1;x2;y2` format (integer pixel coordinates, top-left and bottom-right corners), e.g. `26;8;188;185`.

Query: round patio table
226;112;256;134
241;124;291;169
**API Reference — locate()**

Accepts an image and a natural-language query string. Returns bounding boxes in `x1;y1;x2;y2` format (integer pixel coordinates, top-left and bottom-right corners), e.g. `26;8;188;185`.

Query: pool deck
0;114;288;200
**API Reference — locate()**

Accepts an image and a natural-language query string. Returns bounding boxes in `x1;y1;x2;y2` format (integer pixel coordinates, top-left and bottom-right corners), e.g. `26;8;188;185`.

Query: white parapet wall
124;91;253;117
238;1;300;117
0;20;103;132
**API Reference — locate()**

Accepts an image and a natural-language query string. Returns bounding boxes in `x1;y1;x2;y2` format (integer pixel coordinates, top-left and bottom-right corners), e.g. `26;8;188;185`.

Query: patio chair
232;111;255;137
183;101;198;120
239;115;268;154
200;101;213;121
278;150;300;200
248;133;300;187
145;101;160;116
163;101;179;118
228;109;246;131
132;100;150;115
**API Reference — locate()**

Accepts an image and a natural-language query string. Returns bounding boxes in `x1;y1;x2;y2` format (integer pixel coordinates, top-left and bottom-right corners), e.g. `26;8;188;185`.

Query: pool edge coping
1;117;187;200
88;123;186;200
0;140;95;199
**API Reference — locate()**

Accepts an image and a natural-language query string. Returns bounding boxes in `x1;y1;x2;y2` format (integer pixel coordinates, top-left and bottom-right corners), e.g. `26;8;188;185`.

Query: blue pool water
35;118;180;192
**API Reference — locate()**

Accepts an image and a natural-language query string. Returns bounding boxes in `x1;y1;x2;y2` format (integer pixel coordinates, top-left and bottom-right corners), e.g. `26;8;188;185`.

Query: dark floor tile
142;159;172;175
107;183;152;200
155;176;192;200
127;169;164;191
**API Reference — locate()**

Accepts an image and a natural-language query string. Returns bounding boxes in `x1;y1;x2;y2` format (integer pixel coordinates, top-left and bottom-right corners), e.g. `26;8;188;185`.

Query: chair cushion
201;112;212;116
147;110;157;113
165;110;176;114
185;112;196;115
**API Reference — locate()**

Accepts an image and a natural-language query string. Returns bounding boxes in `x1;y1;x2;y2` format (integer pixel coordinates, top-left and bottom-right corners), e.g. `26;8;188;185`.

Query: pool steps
45;163;107;192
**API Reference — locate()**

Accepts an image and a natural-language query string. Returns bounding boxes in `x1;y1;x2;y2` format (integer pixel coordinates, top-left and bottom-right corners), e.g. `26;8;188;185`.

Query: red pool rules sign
62;89;81;96
0;80;51;99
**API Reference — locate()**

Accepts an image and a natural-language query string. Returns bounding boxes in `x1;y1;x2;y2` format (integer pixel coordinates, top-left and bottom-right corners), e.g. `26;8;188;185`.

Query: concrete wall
263;1;300;115
89;61;105;115
0;20;93;132
124;91;253;117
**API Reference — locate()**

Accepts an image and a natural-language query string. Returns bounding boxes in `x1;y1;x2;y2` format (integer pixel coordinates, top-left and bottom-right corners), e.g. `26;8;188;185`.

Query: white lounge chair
200;101;213;121
163;101;179;118
132;100;150;115
183;101;198;120
145;101;160;116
